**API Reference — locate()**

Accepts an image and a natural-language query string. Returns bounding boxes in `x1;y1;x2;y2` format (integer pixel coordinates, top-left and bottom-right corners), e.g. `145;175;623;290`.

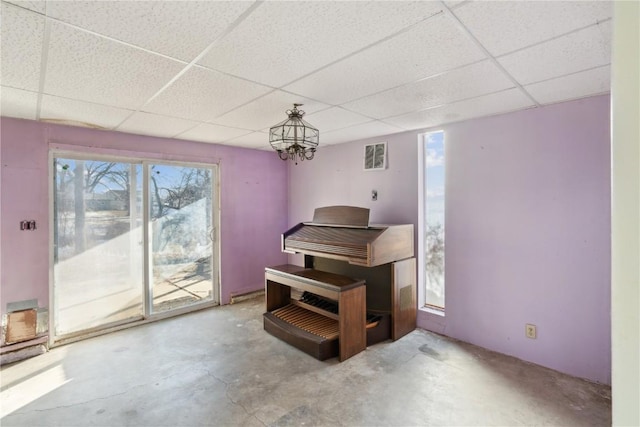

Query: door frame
48;150;221;347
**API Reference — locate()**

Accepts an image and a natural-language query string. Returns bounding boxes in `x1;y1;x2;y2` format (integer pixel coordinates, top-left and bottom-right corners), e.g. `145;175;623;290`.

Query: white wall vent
364;142;387;171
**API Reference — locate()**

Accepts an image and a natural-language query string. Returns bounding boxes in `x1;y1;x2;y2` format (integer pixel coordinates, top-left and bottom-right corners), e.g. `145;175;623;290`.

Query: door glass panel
53;158;143;335
149;164;214;313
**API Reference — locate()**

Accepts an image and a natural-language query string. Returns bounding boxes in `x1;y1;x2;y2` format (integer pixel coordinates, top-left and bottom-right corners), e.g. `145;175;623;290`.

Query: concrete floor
1;296;611;426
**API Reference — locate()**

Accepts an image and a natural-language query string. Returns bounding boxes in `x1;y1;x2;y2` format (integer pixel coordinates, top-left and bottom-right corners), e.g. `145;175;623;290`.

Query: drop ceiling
0;1;612;149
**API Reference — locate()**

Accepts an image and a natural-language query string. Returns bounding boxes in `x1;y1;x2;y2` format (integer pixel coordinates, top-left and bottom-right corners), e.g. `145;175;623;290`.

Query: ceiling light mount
269;104;319;164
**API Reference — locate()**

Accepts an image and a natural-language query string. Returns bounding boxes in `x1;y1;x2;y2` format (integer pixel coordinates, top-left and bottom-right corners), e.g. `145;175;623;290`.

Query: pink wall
0;117;288;315
288;95;611;384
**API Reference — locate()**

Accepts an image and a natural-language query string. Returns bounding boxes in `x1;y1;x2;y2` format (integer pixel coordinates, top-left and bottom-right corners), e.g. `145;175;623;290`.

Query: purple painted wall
0;117;288;315
289;95;611;384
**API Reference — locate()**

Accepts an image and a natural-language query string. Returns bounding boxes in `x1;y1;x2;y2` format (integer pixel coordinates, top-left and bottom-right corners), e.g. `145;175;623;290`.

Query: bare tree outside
53;158;144;336
149;164;214;312
150;166;211;252
73;160;86;253
53;157;217;335
426;223;444;289
54;159;212;267
54;159;136;260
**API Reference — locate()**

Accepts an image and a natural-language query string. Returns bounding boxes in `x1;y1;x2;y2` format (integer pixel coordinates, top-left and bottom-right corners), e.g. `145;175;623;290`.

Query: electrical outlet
20;220;37;231
525;324;537;339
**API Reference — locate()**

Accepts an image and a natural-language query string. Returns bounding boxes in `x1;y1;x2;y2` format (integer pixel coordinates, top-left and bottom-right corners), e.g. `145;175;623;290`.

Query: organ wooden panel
338;285;366;361
392;258;417;340
311;205;369;227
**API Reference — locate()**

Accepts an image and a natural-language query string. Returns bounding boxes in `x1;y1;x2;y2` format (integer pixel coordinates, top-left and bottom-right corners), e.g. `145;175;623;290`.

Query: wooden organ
264;206;416;361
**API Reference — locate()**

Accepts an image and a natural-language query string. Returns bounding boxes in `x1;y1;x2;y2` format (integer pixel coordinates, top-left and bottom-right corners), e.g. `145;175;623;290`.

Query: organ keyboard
264;206;416;361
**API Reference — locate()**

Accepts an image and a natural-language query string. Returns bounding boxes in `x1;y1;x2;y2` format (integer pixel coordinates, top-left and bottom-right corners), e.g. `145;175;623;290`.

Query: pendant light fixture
269;104;319;164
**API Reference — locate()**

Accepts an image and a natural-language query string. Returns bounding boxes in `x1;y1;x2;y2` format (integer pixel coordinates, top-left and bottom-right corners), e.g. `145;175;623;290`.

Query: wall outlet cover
525;323;537;339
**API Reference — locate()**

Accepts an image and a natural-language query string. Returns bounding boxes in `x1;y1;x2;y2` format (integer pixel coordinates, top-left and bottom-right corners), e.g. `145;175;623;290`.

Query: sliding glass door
53;159;144;336
52;155;218;340
148;163;216;313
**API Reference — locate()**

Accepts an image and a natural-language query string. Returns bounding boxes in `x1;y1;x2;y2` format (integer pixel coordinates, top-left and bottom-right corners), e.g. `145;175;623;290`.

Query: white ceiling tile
444;1;467;9
176;123;252;144
0;86;38;120
224;131;271;149
498;21;611;85
45;22;185;109
46;1;253;62
343;60;513;119
525;66;610;105
198;1;444;87
4;1;45;14
283;13;486;105
1;1;608;147
142;66;272;122
384;88;534;130
303;107;371;133
40;95;133;129
321;121;404;146
212;91;330;132
0;3;44;91
117;112;199;139
455;1;612;56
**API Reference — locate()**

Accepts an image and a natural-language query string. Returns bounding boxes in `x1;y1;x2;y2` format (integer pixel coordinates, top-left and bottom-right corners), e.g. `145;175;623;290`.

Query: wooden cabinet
305;256;416;341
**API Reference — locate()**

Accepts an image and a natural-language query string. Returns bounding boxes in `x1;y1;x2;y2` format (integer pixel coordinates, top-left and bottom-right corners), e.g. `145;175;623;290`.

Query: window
419;131;445;310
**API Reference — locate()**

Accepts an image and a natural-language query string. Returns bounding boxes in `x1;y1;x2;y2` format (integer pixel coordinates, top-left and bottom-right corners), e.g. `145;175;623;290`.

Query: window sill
420;305;445;317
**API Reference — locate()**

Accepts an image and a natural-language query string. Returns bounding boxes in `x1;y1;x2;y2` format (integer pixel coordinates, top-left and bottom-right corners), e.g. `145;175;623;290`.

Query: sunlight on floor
0;364;71;417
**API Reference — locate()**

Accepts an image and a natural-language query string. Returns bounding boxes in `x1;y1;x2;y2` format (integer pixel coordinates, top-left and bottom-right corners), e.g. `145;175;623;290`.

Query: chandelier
269;104;319;163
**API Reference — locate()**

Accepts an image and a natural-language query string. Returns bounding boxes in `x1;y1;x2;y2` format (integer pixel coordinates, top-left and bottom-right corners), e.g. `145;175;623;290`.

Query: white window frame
418;131;445;315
